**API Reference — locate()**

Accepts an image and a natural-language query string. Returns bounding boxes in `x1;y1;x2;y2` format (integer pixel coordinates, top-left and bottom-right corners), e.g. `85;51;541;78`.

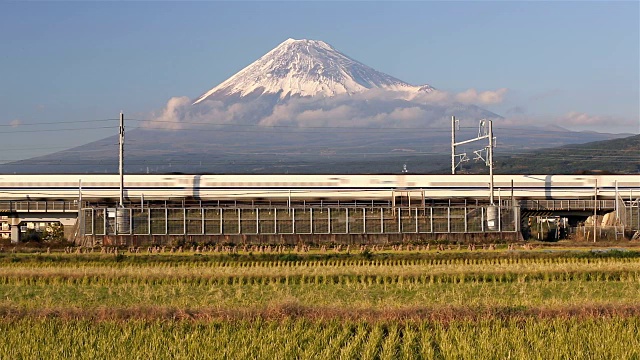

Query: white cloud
9;119;22;128
423;89;452;103
155;94;640;134
557;111;638;132
143;96;191;130
455;88;508;105
145;87;509;131
559;111;604;126
143;96;259;129
406;88;507;106
405;89;451;104
495;111;639;134
259;101;435;129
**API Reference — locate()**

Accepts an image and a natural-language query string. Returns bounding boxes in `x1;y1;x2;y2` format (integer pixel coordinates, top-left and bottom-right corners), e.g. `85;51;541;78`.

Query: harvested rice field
1;247;639;359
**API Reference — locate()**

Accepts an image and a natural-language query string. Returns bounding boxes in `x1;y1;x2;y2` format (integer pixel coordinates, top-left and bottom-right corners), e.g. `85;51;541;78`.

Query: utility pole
78;179;82;213
594;179;597;242
488;120;494;205
450;117;494;179
78;179;82;242
615;180;619;224
451;117;497;229
451;116;456;174
119;112;124;208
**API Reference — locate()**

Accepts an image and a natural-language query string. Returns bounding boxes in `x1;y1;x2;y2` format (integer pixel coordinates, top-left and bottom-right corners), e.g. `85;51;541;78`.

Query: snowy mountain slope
193;38;433;104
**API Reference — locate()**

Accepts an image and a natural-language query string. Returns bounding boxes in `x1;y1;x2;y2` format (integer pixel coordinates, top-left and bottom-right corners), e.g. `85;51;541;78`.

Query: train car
0;174;637;202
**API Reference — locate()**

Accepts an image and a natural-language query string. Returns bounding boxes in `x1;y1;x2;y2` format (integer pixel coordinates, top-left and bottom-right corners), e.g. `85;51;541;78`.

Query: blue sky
1;1;638;160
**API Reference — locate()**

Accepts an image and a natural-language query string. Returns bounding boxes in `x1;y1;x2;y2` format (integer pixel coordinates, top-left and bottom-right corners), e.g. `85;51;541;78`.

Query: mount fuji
193;38;434;103
1;38;629;174
149;38;499;129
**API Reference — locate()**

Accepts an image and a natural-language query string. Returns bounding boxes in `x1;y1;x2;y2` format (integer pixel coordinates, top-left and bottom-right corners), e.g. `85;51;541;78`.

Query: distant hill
453;134;640;174
0;127;629;174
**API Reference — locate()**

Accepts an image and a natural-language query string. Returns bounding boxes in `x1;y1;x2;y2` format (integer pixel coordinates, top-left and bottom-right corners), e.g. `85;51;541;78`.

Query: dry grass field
1;247;639;359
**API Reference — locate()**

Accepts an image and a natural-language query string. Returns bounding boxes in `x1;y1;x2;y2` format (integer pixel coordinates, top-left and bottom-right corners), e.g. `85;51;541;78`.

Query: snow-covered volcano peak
279;38;333;50
193;38;433;104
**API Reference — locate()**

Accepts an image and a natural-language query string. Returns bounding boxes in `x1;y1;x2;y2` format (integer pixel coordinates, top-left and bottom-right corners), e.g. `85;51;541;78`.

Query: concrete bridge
0;201;78;242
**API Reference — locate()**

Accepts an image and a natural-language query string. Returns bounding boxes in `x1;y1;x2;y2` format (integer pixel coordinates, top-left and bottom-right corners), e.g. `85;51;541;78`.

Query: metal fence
81;205;518;237
519;199;616;211
623;200;640;230
573;225;635;242
0;200;78;212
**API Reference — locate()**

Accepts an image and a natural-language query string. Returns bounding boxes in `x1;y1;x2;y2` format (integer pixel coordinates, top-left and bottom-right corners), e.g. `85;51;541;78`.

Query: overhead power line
129;118;480;131
0;126;118;134
1;144;637;163
0;118;118;127
2;116;636;137
2;153;637;165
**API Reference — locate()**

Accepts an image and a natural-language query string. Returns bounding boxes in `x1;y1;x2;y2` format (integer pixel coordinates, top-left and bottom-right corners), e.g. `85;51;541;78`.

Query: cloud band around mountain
144;88;508;130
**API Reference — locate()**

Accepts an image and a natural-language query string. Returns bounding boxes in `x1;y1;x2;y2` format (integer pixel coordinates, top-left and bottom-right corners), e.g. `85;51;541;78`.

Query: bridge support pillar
10;226;20;244
513;199;521;233
9;215;21;244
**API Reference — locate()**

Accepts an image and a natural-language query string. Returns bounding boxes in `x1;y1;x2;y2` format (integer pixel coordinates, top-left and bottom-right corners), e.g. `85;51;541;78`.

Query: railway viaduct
1;197;636;245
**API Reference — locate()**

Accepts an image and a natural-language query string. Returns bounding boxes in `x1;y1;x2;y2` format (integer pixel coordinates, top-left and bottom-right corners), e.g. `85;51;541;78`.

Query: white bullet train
0;174;637;201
